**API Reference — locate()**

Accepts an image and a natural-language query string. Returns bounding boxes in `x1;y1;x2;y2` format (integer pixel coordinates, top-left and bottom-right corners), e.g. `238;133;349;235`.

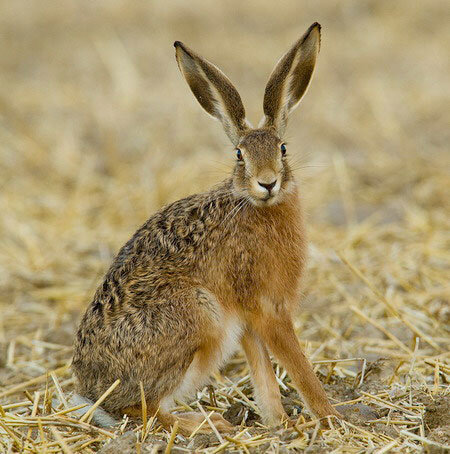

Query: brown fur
72;22;340;433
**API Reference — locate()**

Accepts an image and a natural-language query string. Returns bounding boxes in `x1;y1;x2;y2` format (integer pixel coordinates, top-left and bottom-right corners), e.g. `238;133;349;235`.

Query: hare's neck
215;178;303;225
249;189;304;248
227;183;303;232
205;185;306;311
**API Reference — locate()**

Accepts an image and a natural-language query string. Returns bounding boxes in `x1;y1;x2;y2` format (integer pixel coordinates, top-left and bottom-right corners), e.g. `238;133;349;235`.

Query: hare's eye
280;143;287;157
236;148;243;161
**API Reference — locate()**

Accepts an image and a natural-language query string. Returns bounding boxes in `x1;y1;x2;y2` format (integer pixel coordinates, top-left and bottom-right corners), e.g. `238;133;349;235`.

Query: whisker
217;198;247;230
228;198;249;225
290;164;328;172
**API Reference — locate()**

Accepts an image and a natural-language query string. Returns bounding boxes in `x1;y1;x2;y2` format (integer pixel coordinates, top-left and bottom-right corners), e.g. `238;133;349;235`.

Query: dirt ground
0;0;449;452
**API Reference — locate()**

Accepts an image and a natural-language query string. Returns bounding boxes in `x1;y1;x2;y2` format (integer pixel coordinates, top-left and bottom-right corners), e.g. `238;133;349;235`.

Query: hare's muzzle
250;176;281;205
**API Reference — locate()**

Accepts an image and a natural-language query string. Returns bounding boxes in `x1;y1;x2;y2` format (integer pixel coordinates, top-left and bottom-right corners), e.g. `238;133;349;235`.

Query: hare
72;22;341;435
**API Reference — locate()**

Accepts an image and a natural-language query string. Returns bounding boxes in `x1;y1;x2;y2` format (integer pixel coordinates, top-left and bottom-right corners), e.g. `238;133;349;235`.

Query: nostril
258;180;277;192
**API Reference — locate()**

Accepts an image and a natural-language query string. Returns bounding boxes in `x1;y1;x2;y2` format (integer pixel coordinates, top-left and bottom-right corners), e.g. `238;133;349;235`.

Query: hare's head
175;23;321;206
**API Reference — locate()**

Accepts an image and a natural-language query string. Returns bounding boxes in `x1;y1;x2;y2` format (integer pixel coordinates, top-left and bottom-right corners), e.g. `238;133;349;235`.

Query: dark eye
236;148;243;161
280;143;287;156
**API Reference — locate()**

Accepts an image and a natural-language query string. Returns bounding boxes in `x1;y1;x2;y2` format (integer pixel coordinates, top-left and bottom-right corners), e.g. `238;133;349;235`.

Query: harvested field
0;0;449;452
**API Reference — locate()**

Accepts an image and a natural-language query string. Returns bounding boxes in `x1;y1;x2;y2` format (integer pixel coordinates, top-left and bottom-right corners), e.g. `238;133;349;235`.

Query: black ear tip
312;22;321;30
300;22;322;46
174;41;194;59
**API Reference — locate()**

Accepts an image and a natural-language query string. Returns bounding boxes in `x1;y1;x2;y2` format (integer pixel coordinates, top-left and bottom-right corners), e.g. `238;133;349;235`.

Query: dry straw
0;0;448;452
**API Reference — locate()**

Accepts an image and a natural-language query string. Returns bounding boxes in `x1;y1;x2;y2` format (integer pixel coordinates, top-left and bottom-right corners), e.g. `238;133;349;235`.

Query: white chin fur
250;194;281;207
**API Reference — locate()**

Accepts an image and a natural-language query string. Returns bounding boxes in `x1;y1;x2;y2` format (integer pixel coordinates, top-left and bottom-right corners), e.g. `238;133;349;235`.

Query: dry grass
0;0;449;452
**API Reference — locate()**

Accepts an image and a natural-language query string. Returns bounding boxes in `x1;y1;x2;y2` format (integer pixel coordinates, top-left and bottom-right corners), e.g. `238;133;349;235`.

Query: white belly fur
216;314;243;367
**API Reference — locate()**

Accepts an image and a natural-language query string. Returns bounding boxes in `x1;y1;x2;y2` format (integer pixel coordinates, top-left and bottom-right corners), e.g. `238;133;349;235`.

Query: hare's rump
72;287;240;415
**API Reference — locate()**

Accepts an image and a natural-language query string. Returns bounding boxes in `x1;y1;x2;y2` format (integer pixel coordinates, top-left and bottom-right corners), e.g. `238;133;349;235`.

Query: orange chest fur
211;196;306;312
250;210;306;304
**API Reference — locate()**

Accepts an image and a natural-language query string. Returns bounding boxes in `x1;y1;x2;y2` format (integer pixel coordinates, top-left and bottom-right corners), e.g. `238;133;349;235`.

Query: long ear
261;22;321;136
174;41;249;146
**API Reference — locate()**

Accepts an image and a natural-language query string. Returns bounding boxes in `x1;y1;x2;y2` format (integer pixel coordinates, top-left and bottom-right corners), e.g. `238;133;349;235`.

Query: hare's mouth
247;178;281;206
250;193;281;207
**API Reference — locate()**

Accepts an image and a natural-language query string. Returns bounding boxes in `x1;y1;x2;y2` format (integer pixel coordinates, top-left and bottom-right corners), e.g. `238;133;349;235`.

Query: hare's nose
258;180;277;193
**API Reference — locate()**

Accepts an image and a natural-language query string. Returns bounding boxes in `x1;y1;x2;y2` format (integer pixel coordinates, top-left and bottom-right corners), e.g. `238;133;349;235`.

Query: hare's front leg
253;311;341;421
241;329;289;426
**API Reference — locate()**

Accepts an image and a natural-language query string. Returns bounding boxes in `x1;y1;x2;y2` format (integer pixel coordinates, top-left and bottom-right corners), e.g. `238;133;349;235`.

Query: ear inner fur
174;41;248;145
262;22;321;135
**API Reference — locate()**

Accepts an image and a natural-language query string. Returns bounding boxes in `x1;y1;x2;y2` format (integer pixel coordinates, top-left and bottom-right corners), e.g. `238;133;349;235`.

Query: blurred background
0;0;449;446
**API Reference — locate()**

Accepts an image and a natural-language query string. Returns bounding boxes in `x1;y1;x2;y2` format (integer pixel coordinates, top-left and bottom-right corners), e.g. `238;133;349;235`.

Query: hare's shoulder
121;181;234;256
75;183;236;327
96;181;234;287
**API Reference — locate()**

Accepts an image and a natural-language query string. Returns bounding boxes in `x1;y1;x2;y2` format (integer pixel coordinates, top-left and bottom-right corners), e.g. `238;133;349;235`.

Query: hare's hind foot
122;405;233;436
162;412;233;436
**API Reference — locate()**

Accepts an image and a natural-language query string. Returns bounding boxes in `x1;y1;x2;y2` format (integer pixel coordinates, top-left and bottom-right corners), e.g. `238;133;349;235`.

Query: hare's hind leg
122;288;239;435
122;344;234;436
156;307;239;434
